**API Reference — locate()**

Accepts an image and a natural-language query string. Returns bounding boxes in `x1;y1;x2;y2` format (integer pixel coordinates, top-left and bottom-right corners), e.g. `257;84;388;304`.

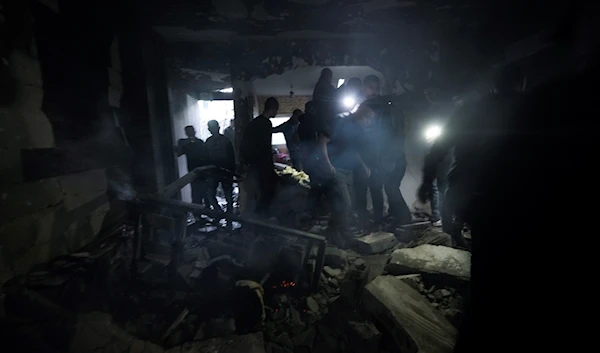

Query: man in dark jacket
205;120;236;214
273;109;303;170
240;97;279;216
176;125;209;207
312;68;338;120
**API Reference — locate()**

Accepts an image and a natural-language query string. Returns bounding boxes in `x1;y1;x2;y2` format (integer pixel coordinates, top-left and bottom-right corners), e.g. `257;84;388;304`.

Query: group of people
176;120;236;216
240;68;412;248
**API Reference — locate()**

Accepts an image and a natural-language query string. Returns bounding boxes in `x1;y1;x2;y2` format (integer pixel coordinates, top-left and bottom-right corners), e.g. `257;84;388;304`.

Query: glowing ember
271;280;297;289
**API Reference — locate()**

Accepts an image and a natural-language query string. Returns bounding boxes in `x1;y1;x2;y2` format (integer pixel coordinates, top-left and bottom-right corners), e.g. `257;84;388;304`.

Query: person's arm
176;139;185;157
272;120;288;134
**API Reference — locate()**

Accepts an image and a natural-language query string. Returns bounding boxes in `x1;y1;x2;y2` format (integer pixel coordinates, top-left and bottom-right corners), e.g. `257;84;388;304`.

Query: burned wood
159;165;217;199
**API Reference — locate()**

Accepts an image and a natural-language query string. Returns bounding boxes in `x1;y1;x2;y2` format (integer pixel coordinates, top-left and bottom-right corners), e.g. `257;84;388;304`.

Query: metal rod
159;166;217;199
140;197;327;243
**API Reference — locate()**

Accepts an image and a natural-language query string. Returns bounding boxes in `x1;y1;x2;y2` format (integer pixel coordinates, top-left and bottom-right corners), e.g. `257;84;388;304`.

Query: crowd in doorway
237;68;429;249
174;68;462;249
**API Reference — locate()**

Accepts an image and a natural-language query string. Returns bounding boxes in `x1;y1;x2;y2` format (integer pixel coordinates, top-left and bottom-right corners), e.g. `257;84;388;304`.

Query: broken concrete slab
363;276;457;353
165;333;266;353
353;232;398;254
363;255;389;284
386;244;471;280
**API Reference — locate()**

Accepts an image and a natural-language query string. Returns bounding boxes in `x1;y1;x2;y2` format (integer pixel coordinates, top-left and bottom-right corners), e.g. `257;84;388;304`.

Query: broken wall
0;0;169;284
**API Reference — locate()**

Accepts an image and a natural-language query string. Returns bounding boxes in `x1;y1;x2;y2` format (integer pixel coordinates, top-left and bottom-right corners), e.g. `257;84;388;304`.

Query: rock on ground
363;276;457;353
165;332;266;353
353;232;398;254
386;244;471;280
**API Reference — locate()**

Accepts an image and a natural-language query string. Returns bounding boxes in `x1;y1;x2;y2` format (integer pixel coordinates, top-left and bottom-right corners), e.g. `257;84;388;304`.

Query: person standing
176;125;209;207
272;109;303;170
224;119;235;143
240;97;280;217
312;68;338;120
205;120;236;215
361;75;412;229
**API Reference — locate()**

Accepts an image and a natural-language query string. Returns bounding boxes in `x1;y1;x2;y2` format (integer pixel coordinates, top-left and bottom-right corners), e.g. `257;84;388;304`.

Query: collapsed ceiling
150;0;570;99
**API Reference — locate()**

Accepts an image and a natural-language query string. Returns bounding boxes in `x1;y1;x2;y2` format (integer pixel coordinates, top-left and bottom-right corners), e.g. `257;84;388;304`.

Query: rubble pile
1;217;471;353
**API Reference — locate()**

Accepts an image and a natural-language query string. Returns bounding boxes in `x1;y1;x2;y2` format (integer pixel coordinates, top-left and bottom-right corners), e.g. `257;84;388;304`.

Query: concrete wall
0;1;168;284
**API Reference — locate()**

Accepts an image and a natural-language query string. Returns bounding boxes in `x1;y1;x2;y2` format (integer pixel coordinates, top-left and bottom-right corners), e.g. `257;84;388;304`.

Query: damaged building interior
0;1;597;353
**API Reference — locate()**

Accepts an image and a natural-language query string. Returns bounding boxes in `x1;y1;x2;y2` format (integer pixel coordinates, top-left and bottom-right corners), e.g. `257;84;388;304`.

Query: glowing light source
343;96;356;108
218;87;233;93
424;124;443;142
337;79;345;88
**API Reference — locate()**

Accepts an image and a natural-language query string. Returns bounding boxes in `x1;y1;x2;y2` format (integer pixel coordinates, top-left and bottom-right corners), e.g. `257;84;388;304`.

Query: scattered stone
306;297;319;313
340;267;368;306
324;247;348;268
292;327;317;347
329;278;339;288
353;232;398;254
395;274;423;291
289;307;302;325
323;266;342;277
344;321;382;353
440;289;452;297
363;255;388;283
363;276;457;353
165;333;266;353
353;258;366;270
386;244;471;280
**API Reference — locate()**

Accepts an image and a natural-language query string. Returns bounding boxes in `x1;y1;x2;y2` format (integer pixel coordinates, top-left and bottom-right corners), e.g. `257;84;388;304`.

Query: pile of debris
0;216;471;353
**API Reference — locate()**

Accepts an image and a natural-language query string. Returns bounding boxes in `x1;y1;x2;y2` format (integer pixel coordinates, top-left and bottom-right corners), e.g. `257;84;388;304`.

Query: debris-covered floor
0;210;470;353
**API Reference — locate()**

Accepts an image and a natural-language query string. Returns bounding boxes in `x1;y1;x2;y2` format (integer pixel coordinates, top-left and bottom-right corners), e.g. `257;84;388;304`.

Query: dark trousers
353;171;382;224
207;177;234;213
191;179;208;206
308;168;352;242
253;167;277;216
383;162;411;226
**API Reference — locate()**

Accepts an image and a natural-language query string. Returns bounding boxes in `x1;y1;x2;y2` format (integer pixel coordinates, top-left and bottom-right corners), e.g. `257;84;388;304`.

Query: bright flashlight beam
218;87;233;93
343;96;356;108
424;125;442;142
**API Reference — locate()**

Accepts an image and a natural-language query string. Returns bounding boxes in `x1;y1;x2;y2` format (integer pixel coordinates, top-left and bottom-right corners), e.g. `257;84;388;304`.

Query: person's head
230;119;235;128
363;75;381;98
352;104;376;128
207;120;220;135
263;97;279;118
184;125;196;138
320;68;333;84
305;101;316;115
291;109;303;122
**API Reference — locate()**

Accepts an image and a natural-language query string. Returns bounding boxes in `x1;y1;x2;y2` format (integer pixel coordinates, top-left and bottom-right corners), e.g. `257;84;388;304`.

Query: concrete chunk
386;244;471;280
353;232;398;254
165;333;265;353
363;276;457;353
